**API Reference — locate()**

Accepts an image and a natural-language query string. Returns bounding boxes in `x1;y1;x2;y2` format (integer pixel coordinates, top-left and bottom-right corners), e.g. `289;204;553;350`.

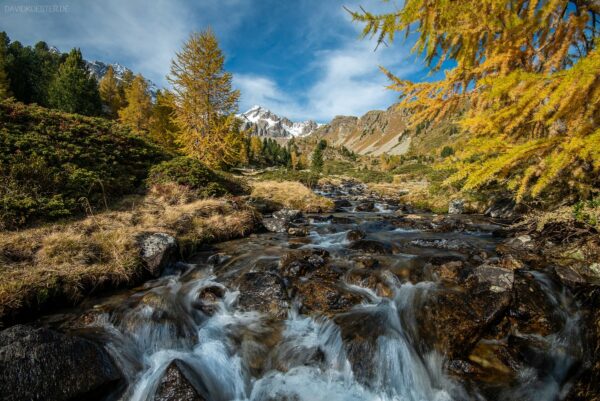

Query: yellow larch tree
118;74;152;133
350;0;600;203
168;29;244;169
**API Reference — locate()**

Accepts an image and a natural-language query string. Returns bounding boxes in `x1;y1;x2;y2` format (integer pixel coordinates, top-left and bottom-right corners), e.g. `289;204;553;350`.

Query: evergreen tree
48;49;101;115
99;66;121;117
0;33;10;99
119;74;152;133
311;146;324;173
168;29;241;167
149;89;180;151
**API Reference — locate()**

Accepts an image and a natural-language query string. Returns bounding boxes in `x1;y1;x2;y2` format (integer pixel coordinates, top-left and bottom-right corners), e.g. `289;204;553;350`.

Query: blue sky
0;0;437;122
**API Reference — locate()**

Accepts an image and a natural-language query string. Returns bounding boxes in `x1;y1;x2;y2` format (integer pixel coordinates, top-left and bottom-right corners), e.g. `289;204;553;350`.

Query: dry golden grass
251;180;335;213
0;193;260;323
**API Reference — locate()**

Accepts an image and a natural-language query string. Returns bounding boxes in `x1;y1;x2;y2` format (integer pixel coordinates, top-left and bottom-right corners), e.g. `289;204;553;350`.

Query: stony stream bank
1;181;599;401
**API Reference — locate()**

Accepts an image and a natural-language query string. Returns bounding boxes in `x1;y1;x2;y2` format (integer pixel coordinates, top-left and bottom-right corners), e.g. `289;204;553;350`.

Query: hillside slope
0;101;167;229
312;104;463;157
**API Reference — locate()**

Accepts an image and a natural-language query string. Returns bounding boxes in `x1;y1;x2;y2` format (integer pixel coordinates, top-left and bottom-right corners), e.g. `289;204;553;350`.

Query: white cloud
236;40;418;122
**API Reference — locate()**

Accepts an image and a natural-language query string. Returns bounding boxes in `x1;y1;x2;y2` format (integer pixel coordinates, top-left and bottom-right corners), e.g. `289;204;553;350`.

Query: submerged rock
349;240;392;254
138;232;179;277
346;229;366;242
0;325;122;401
154;360;205;401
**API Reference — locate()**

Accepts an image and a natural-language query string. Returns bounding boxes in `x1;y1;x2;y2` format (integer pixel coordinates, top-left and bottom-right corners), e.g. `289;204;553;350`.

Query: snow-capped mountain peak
238;106;318;138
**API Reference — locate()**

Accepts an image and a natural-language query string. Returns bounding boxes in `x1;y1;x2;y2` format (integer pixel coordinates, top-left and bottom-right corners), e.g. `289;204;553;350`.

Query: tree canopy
351;0;600;202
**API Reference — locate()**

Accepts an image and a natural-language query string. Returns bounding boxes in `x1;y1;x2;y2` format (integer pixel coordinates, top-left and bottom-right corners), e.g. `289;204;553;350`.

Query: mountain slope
238;106;319;138
311;104;462;157
86;60;160;99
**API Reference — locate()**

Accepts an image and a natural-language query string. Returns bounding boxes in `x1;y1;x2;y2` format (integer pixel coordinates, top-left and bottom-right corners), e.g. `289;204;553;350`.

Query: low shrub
147;157;249;203
0;101;167;229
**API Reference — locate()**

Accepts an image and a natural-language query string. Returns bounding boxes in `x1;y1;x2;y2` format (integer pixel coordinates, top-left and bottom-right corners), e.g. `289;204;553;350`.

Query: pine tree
0;33;10;99
99;66;121;118
48;49;101;115
350;0;600;201
118;74;152;133
168;29;241;167
149;89;179;151
311;146;324;173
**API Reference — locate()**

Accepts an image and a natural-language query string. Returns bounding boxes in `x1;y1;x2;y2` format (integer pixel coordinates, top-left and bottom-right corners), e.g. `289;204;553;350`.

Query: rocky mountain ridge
238;105;320;138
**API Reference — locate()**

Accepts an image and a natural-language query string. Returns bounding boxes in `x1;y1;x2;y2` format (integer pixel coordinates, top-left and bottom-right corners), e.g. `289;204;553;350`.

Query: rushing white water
89;271;469;401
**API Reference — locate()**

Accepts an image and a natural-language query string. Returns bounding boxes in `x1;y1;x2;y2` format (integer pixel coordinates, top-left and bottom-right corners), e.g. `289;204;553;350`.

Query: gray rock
346;229;366;242
138;232;178;277
0;325;122;401
287;227;309;237
471;264;514;293
273;208;302;221
263;218;289;233
448;199;465;215
236;272;289;317
154;360;205;401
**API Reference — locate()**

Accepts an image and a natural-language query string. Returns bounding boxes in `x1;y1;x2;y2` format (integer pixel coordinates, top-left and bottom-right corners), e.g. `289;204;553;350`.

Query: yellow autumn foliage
351;0;600;202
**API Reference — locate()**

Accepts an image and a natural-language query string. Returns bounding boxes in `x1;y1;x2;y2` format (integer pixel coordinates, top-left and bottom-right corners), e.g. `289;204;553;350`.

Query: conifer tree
168;29;241;168
350;0;600;201
118;74;152;133
48;49;101;115
250;136;263;164
311;146;324;173
149;89;180;151
0;33;10;99
99;66;121;117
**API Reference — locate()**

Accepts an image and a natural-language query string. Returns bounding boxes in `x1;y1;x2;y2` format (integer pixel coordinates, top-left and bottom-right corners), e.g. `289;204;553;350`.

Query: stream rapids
42;183;583;401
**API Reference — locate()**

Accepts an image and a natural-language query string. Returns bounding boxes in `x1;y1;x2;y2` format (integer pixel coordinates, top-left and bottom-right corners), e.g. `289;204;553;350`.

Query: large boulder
138;232;179;277
154;360;205;401
0;325;122;401
418;264;514;357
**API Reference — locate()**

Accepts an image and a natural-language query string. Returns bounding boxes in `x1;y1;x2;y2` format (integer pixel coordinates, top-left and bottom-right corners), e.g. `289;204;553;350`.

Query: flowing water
44;185;583;401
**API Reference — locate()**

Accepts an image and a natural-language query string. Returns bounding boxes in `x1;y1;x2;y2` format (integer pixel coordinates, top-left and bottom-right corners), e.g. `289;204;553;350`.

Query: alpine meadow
0;1;599;401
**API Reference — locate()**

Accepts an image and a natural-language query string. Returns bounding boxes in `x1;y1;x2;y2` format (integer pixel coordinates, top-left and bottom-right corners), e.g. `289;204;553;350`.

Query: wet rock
346;229;366;242
0;325;122;401
509;271;562;335
334;199;352;210
429;261;465;282
236;272;289;317
331;216;355;225
138;232;179;277
279;248;330;278
449;199;465;215
273;209;302;222
349;240;392;255
263;217;289;233
419;266;514;357
206;253;230;266
296;278;362;315
353;255;379;269
470;264;514;294
346;270;392;297
484;199;520;220
554;264;587;288
287;227;309;237
355;201;375;212
154;360;205;401
410;238;474;253
505;234;535;250
193;285;226;315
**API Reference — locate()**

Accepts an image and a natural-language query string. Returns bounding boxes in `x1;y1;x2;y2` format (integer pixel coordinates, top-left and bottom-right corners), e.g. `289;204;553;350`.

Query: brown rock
154;360;205;401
